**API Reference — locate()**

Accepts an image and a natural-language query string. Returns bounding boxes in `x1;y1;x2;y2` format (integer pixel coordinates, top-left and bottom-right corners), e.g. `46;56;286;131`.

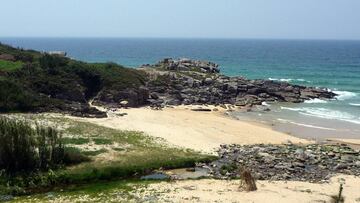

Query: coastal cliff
0;44;335;117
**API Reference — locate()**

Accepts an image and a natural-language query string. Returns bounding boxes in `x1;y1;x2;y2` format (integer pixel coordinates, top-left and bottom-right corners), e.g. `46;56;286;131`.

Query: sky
1;0;360;40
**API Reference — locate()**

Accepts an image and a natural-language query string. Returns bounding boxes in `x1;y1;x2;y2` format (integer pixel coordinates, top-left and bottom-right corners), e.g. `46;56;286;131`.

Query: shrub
0;79;38;112
0;117;65;174
63;147;90;165
0;117;38;173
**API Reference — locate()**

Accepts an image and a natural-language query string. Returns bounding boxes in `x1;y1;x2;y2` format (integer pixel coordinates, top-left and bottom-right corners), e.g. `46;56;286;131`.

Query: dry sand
135;175;360;203
71;106;309;153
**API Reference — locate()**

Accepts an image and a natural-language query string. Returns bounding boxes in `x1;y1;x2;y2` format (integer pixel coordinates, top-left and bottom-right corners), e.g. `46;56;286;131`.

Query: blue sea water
1;38;360;139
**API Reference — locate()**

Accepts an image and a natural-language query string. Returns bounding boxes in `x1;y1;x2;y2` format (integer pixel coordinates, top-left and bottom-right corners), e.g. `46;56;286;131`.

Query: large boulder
97;86;149;107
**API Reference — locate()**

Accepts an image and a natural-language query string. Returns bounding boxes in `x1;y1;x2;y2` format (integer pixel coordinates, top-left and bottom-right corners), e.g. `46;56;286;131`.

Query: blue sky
1;0;360;39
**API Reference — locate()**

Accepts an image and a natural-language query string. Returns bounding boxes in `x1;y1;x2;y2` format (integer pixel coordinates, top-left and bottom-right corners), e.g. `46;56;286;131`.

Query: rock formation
140;58;336;108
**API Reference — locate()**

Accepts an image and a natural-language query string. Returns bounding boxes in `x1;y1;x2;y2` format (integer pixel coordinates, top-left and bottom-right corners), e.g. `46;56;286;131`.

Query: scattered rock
199;144;360;182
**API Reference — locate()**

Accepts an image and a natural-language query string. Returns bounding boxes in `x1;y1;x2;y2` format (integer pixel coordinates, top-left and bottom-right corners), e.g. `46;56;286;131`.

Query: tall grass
0;117;64;174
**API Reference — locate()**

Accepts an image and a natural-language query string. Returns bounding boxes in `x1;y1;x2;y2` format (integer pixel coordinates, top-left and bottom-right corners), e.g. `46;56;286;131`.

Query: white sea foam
281;106;360;125
268;78;310;83
349;103;360;106
261;102;270;106
304;98;328;104
280;107;303;111
333;91;357;101
277;118;337;131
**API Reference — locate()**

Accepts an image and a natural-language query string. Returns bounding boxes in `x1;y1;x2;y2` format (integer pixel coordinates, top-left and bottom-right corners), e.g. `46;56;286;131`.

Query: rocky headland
138;58;336;109
0;43;336;117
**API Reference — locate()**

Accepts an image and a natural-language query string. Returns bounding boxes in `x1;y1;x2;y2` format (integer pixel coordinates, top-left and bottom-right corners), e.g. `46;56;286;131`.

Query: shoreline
69;105;310;154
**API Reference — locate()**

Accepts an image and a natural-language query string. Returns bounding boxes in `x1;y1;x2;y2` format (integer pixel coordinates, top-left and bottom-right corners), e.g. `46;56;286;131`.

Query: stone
204;78;213;85
334;163;348;170
120;100;129;105
150;92;159;99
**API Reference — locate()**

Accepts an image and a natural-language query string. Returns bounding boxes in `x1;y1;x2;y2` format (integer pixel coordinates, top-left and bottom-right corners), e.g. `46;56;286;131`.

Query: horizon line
1;36;360;41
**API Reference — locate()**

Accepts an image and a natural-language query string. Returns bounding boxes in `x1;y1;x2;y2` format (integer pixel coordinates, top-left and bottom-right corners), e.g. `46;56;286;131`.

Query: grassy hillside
0;43;148;115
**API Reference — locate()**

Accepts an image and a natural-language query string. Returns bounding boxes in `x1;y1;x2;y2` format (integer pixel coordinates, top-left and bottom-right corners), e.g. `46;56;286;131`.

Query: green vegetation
12;179;156;202
0;117;64;173
0;43;148;113
93;138;113;145
0;60;23;71
220;163;238;176
61;137;90;145
0;115;215;197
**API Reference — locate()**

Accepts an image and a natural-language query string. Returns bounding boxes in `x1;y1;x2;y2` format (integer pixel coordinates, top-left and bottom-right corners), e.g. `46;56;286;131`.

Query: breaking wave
268;78;310;83
304;98;328;104
280;107;360;125
277;118;337;131
333;91;357;101
349;103;360;106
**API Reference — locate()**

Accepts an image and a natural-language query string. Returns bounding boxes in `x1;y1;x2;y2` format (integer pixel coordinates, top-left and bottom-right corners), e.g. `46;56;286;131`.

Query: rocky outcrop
142;58;220;73
94;86;149;108
141;60;336;108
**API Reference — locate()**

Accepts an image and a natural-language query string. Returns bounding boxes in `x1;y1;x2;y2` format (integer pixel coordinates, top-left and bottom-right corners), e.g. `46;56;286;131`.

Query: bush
0;117;65;174
63;147;90;165
0;79;38;112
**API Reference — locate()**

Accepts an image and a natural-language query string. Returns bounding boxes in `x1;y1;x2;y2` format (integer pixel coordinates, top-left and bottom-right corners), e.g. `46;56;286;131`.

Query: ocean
1;37;360;140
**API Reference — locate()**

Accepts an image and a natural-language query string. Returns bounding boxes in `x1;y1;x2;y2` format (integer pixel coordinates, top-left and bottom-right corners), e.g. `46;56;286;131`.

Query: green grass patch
0;59;23;71
82;149;108;156
93;138;113;145
61;137;90;145
11;179;157;202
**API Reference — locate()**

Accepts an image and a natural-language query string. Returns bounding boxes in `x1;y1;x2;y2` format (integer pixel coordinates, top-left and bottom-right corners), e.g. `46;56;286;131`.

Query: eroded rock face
141;60;336;107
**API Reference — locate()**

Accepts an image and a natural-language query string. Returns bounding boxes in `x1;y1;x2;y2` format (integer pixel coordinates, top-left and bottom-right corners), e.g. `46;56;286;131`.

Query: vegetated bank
0;115;214;199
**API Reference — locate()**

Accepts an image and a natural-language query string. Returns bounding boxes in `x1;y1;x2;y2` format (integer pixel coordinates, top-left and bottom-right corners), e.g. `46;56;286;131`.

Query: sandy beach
65;106;360;203
71;106;309;153
133;175;360;203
